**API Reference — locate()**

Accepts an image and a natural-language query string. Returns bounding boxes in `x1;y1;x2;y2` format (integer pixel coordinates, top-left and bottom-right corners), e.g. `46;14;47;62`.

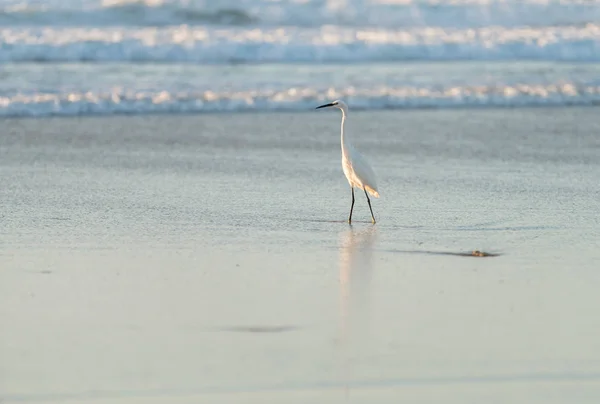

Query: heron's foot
348;218;352;224
371;218;376;224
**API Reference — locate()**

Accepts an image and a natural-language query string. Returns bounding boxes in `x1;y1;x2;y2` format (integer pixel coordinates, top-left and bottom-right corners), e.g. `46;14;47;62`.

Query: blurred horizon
1;0;600;117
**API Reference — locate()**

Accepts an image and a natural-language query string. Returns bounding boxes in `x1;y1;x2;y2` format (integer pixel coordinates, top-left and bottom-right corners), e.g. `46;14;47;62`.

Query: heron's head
316;100;348;115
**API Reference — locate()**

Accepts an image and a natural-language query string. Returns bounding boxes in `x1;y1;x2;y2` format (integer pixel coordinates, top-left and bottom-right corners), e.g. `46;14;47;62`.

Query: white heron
316;100;379;224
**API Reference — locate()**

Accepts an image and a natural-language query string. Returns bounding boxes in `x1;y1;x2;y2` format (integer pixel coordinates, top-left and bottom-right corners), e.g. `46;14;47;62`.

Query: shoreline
2;103;600;121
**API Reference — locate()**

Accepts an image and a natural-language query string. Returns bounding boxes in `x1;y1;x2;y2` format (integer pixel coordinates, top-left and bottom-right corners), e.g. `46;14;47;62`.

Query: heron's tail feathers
365;185;380;198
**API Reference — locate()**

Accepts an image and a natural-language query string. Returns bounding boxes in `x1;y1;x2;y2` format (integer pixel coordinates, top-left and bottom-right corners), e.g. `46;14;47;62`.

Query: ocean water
1;0;600;116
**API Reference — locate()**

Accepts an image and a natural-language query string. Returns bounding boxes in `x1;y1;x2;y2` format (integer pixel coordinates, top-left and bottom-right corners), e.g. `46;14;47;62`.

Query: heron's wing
348;148;379;198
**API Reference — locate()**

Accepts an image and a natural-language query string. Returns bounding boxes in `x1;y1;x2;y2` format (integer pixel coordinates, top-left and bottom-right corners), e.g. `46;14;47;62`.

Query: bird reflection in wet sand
337;225;377;398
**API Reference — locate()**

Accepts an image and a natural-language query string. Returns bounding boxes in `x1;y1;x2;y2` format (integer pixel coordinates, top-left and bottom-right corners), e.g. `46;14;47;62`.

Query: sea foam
2;83;600;117
2;24;600;63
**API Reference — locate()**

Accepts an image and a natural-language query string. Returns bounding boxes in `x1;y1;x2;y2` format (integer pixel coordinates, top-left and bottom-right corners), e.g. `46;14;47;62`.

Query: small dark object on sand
471;250;496;257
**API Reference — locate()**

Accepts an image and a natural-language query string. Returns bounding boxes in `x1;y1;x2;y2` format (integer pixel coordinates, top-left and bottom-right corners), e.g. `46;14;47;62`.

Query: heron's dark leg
348;188;355;224
364;188;376;224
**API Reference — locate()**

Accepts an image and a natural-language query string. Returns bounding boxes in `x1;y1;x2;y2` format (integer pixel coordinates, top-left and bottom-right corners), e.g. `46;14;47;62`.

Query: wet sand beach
1;108;600;403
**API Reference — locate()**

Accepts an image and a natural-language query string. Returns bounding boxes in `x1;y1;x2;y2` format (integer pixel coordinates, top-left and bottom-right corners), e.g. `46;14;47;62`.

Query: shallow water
1;108;600;403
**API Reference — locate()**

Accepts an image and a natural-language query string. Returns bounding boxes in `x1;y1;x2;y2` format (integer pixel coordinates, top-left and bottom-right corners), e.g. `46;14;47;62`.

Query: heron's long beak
316;103;335;109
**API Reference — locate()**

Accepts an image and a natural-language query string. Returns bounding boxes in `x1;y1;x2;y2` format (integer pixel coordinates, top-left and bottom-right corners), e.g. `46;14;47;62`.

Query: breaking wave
3;83;600;117
2;25;600;64
1;0;600;28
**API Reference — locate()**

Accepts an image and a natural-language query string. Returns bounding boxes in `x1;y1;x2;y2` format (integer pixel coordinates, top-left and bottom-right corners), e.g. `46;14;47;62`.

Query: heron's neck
340;111;350;155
